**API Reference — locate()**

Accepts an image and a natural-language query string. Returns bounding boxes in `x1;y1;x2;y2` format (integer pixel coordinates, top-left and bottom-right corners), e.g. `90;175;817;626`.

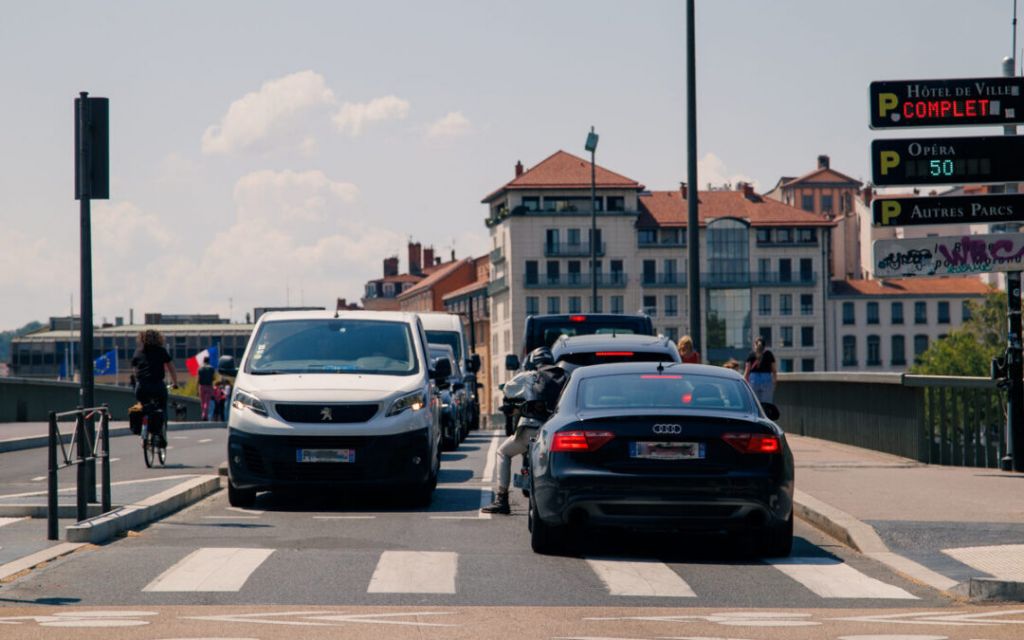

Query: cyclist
131;329;179;447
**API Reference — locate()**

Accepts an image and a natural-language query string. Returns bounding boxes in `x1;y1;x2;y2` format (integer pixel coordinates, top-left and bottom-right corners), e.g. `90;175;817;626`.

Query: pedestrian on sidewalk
197;357;216;421
744;336;777;403
677;335;701;364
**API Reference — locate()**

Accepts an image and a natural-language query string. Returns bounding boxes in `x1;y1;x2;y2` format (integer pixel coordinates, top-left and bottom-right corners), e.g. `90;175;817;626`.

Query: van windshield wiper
250;369;288;375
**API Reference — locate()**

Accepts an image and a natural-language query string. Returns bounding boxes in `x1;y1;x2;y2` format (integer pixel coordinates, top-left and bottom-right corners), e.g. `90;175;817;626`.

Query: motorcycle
501;368;564;496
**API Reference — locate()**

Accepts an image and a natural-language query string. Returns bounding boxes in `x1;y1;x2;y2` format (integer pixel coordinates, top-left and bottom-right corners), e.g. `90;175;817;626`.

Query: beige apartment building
483;151;835;411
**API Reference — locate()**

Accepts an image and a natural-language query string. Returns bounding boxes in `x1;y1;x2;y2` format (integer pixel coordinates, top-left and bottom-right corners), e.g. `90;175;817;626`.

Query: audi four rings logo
652;424;682;434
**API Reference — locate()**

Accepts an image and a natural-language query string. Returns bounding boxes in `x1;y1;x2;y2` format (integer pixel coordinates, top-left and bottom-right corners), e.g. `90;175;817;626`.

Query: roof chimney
423;246;435;269
383;256;399;277
515;160;524;177
408;242;422;276
818;154;830;169
450;248;456;262
861;185;874;205
742;183;755;199
679;182;688;199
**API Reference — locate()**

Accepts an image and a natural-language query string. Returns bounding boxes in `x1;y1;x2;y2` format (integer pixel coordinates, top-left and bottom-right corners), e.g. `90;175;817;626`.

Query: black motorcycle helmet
527;346;554;368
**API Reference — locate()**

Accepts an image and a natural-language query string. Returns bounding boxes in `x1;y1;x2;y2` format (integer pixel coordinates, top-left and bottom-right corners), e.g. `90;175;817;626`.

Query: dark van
504;313;655;371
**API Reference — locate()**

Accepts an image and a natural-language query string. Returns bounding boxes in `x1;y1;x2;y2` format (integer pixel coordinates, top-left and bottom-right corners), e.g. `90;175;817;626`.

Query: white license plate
296;448;355;463
630;441;705;460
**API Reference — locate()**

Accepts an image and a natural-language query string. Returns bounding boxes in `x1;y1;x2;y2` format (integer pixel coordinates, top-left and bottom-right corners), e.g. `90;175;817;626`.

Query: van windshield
246;319;419;376
426;330;462;361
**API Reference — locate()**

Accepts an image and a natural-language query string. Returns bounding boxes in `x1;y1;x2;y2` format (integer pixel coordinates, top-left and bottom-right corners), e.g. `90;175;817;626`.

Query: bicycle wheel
157;442;167;465
143;434;154;468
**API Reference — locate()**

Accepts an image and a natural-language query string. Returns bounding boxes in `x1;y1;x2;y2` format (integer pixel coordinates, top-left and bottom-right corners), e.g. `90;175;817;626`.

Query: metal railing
641;272;688;287
523;272;628;289
487;276;508;295
543;242;605;257
774;373;1005;468
489;247;505;264
48;405;112;539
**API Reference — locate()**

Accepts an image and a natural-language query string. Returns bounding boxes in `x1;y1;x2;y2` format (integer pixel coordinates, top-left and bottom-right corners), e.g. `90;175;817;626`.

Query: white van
226;310;444;507
419;312;481;428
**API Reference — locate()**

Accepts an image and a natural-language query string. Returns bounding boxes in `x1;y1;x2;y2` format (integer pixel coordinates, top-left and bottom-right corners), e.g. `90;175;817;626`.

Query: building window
759;294;772;316
801;326;814;347
546;260;560;285
665;295;678;317
867;302;879;324
567;228;581;246
892;302;904;325
707;219;750;284
607;196;625;211
962;300;972;321
777;229;793;244
593;296;603;313
867;335;881;365
781;326;793;347
569;296;582;314
611;295;624;314
525;296;539;316
642;260;656;284
522;196;540;211
842;336;857;366
780;358;794;372
891;335;906;365
801;358;815;372
525;261;538;285
843;301;855;325
756;228;771;244
759;326;773;346
547;296;560;314
664;327;678;342
938;301;950;324
801;194;814;212
643;295;657;316
800;294;813;315
914;334;929;361
779;258;792;283
780;294;793;316
799;258;813;282
915;301;927;324
567;260;581;285
798;228;816;243
821;194;833;214
638;229;656;245
706;288;752;358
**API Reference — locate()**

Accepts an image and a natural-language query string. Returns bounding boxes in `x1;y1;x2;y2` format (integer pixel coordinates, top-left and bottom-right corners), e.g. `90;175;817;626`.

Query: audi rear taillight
722;433;780;454
551;430;615;452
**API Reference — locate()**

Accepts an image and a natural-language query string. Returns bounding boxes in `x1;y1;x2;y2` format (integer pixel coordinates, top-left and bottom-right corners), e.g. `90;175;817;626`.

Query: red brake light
551;430;615;452
569;315;587;322
595;351;634;357
722;433;781;454
682;393;693;404
641;374;682;379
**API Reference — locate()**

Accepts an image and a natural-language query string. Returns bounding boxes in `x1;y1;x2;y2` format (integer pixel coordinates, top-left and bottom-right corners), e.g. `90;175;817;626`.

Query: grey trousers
496;427;537;491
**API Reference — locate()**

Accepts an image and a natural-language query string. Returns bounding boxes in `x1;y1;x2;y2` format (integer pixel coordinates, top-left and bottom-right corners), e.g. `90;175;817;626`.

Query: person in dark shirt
197;357;216;421
743;336;777;404
131;330;179;444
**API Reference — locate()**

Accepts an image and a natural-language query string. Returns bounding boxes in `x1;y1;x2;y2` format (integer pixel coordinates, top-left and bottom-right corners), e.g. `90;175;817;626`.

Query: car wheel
761;511;794;558
529;494;566;555
441;417;457;451
228;478;257;508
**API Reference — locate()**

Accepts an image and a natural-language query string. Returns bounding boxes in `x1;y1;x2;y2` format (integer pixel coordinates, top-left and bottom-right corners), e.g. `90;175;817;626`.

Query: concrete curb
0;542;85;582
951;577;1024;601
0;421;226;454
64;475;220;544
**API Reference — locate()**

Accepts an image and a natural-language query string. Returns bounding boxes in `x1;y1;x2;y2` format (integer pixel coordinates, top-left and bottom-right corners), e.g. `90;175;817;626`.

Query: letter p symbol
878;92;898;118
879;150;900;176
880;200;901;226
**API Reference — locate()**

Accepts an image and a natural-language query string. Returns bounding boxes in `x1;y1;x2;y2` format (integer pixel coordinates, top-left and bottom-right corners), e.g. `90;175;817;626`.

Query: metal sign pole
76;92;97;501
1001;57;1024;472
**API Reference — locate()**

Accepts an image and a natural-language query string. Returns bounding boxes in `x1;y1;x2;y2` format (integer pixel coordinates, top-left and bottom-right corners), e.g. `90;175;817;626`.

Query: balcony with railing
640;272;688;288
754;271;818;286
543;242;605;257
489;246;505;264
523;272;628;289
487;275;508;295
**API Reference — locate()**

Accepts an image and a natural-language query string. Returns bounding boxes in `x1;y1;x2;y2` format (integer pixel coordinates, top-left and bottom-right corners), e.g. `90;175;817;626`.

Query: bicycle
130;402;167;468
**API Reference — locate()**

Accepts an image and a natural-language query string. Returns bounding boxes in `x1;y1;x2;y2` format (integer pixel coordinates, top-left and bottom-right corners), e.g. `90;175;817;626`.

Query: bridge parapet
0;377;201;422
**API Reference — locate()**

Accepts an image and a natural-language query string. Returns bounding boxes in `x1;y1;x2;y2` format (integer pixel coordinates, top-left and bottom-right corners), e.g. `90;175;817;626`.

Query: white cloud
201;70;336;155
332;95;410;136
697;152;757;191
426;111;472;139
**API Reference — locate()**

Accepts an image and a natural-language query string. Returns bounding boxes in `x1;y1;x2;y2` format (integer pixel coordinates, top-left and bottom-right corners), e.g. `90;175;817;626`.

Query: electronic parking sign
870;77;1024;129
871;135;1024;187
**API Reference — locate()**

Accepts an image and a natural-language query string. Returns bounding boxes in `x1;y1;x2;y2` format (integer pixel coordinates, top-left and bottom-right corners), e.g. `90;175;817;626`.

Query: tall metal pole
686;0;702;352
590;128;598;312
1002;56;1024;472
76;92;96;499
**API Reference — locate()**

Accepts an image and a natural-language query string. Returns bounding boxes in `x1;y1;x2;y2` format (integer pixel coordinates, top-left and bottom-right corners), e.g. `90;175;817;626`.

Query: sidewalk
790;433;1024;600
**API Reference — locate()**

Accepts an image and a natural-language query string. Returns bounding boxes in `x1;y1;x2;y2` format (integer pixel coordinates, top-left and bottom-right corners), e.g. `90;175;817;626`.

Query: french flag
186;345;219;377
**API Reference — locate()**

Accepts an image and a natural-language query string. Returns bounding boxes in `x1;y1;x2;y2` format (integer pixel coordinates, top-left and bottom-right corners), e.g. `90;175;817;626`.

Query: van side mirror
505;354;520;371
468;354;481;373
762;402;780;421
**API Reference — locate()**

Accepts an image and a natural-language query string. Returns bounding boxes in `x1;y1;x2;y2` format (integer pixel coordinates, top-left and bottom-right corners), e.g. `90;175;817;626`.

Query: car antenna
656;361;665;374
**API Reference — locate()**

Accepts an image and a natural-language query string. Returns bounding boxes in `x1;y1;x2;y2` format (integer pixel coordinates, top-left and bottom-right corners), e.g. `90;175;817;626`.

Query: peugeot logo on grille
320;407;333;422
652;424;682;434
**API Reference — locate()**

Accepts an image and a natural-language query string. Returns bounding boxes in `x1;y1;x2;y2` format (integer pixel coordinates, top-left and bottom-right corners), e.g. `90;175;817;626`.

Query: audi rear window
579;374;753;412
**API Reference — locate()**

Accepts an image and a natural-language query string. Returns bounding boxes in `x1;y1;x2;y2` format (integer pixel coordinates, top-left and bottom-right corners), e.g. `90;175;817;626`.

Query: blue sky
0;0;1015;329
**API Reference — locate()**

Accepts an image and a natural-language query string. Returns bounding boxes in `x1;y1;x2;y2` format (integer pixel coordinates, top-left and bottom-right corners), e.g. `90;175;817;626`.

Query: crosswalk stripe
0;517;27;528
767;557;917;599
143;547;274;592
943;544;1024;581
586;558;696;597
367;551;457;594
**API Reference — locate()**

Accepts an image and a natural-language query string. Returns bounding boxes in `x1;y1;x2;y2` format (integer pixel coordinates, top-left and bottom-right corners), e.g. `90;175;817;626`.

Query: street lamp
585;126;599;312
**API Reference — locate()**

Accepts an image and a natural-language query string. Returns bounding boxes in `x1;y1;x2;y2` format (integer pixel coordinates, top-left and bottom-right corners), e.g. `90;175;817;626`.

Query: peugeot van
226;310;444;507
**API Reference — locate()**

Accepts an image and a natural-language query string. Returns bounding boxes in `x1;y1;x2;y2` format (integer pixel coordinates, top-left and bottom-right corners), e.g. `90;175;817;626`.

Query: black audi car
527;361;793;557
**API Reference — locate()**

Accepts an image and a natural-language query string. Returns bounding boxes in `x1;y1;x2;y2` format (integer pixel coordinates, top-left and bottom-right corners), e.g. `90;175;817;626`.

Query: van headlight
232;389;268;416
386;391;426;417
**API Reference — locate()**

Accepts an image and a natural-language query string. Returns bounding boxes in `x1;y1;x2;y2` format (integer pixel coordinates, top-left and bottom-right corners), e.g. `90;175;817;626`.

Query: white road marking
313;515;376;520
30;476;46;482
477;487;493;520
185;610;457;627
198;438;213;444
586;558;696;597
143;547;274;592
367;551;457;594
202;516;259;520
768;557;918;599
226;506;264;515
942;543;1024;581
171;436;188;440
0;474;196;500
109;458;120;463
0;517;28;528
480;429;500;481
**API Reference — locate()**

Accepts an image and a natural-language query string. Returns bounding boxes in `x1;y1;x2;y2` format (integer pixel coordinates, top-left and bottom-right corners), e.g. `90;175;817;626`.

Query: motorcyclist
482;346;568;515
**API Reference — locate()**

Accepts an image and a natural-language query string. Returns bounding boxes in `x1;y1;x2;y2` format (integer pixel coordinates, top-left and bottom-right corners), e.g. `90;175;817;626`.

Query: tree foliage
0;321;44;361
911;291;1006;376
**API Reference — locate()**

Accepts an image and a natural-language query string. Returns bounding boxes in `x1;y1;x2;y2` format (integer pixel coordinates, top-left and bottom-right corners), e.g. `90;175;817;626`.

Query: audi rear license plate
630;441;705;460
297;448;356;463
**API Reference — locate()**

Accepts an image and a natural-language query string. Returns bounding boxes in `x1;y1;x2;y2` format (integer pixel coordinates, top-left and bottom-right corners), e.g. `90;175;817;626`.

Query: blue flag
94;350;117;376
